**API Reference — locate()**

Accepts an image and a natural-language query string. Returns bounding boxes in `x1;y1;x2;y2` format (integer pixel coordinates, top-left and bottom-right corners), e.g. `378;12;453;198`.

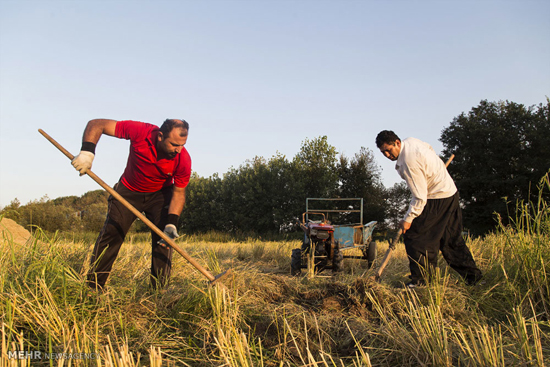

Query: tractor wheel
332;244;343;273
366;241;377;268
291;248;302;276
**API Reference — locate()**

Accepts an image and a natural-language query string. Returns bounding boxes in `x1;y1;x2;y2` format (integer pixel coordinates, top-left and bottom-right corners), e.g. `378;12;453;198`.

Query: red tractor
291;212;342;276
291;198;377;277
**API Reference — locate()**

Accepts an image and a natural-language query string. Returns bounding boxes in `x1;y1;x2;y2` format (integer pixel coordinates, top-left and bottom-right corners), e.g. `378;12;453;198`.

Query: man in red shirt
71;118;192;290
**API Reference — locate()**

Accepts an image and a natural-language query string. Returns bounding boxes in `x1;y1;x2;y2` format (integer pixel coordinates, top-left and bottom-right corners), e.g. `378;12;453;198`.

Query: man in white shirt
376;130;482;287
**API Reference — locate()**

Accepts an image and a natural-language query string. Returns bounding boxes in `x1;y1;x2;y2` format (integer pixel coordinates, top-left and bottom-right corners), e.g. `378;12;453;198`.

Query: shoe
468;279;486;286
405;280;425;289
465;275;484;286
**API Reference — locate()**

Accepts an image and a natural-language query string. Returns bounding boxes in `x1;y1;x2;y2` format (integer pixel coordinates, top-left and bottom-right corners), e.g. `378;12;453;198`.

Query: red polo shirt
115;120;192;192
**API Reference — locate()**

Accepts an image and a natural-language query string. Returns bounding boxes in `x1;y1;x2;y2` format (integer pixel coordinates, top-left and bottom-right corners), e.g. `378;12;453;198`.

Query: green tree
1;190;111;234
181;172;226;233
52;195;79;208
78;190;109;207
385;182;411;230
216;154;302;234
293;136;339;199
268;153;305;230
81;202;108;232
16;195;79;233
440;99;550;234
337;147;386;225
1;199;21;221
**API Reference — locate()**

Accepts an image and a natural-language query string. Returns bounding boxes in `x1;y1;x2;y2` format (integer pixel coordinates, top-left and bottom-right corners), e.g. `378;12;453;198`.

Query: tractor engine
305;222;334;270
291;215;342;275
306;222;333;248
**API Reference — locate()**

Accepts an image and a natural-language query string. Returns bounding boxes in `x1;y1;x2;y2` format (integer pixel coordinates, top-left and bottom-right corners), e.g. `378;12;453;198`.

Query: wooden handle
39;128;219;282
374;153;455;281
445;154;454;168
373;153;455;282
374;229;402;280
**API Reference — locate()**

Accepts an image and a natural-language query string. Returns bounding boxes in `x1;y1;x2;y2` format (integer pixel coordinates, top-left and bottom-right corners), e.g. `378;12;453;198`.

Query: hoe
373;154;455;282
39;129;231;285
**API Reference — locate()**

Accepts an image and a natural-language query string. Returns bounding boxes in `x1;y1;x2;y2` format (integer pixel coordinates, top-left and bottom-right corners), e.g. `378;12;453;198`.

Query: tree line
2;99;548;236
2;136;406;236
180;140;392;234
1;190;110;234
441;99;549;234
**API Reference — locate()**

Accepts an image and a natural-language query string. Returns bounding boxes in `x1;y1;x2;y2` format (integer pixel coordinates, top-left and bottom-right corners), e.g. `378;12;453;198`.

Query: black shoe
465;275;484;286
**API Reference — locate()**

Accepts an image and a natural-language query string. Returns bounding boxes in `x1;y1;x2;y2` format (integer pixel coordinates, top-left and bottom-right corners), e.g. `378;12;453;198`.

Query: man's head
375;130;401;161
157;119;189;159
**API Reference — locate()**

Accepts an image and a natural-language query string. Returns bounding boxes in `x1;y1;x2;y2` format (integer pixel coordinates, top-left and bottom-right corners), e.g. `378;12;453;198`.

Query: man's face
157;127;188;159
379;140;401;161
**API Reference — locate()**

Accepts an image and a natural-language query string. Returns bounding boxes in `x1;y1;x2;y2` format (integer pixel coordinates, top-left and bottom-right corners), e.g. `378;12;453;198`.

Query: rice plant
0;176;548;366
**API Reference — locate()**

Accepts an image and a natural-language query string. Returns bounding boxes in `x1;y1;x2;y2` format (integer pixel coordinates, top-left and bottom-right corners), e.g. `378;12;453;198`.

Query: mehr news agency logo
7;350;99;360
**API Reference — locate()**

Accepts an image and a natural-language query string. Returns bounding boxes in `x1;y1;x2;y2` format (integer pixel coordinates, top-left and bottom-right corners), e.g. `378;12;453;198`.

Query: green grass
1;175;549;366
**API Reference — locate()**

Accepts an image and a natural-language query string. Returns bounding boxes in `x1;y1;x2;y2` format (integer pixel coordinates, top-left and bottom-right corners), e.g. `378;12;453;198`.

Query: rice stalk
506;306;546;366
454;322;505;366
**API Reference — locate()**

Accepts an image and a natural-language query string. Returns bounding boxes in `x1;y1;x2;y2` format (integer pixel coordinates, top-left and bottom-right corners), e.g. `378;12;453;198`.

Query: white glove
71;151;95;176
158;224;179;248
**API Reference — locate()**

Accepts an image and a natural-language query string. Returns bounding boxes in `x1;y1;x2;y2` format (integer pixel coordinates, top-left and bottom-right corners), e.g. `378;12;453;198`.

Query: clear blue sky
1;0;548;208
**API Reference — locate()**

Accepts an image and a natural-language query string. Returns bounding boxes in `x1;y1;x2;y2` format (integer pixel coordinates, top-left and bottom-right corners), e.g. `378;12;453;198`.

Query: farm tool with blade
39;129;231;285
373;154;455;282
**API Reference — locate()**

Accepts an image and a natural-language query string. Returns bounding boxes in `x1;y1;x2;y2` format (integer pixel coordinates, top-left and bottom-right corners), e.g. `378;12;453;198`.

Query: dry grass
1;228;548;366
1;175;549;365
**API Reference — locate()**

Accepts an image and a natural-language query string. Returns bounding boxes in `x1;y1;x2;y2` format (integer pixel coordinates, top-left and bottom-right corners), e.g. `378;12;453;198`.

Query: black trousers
403;192;482;284
87;182;174;290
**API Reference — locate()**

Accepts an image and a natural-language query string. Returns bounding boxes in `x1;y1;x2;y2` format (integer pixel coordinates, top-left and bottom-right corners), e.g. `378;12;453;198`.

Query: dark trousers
87;182;174;290
404;192;482;284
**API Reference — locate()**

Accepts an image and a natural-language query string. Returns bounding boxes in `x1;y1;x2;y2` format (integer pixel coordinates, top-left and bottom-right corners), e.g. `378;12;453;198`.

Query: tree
337;147;386;226
440;99;550;234
1;199;21;221
15;195;79;233
181;172;226;233
268;153;305;230
385;182;411;230
217;154;302;234
293;136;339;198
82;203;108;232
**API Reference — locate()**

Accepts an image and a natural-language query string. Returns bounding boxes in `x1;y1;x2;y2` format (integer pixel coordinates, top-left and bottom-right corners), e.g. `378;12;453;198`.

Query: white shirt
396;137;457;223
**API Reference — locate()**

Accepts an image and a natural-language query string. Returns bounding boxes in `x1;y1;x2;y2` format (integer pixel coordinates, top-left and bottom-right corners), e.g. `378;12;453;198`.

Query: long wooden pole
39;129;231;284
374;154;455;281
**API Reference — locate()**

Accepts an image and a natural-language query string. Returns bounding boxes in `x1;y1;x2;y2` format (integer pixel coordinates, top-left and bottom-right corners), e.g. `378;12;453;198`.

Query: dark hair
160;119;189;136
375;130;401;148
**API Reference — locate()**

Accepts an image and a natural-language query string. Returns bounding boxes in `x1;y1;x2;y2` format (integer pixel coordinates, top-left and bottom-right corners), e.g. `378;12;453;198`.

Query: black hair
375;130;401;148
160;119;189;136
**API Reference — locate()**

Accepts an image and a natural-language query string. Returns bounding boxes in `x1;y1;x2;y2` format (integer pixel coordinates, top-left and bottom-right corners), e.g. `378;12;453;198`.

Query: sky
0;0;549;208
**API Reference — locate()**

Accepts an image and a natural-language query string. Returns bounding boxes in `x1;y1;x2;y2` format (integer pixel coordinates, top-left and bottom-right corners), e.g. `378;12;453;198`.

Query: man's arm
71;119;118;175
168;186;186;216
160;186;186;247
399;155;428;233
81;119;118;144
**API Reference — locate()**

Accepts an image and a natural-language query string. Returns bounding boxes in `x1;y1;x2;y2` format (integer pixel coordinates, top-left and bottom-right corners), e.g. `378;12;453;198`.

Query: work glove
71;151;95;176
158;224;179;248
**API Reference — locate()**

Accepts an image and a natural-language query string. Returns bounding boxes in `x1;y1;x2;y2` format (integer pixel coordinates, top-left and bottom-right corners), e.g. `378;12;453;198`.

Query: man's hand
399;220;412;234
158;224;179;248
71;151;95;176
